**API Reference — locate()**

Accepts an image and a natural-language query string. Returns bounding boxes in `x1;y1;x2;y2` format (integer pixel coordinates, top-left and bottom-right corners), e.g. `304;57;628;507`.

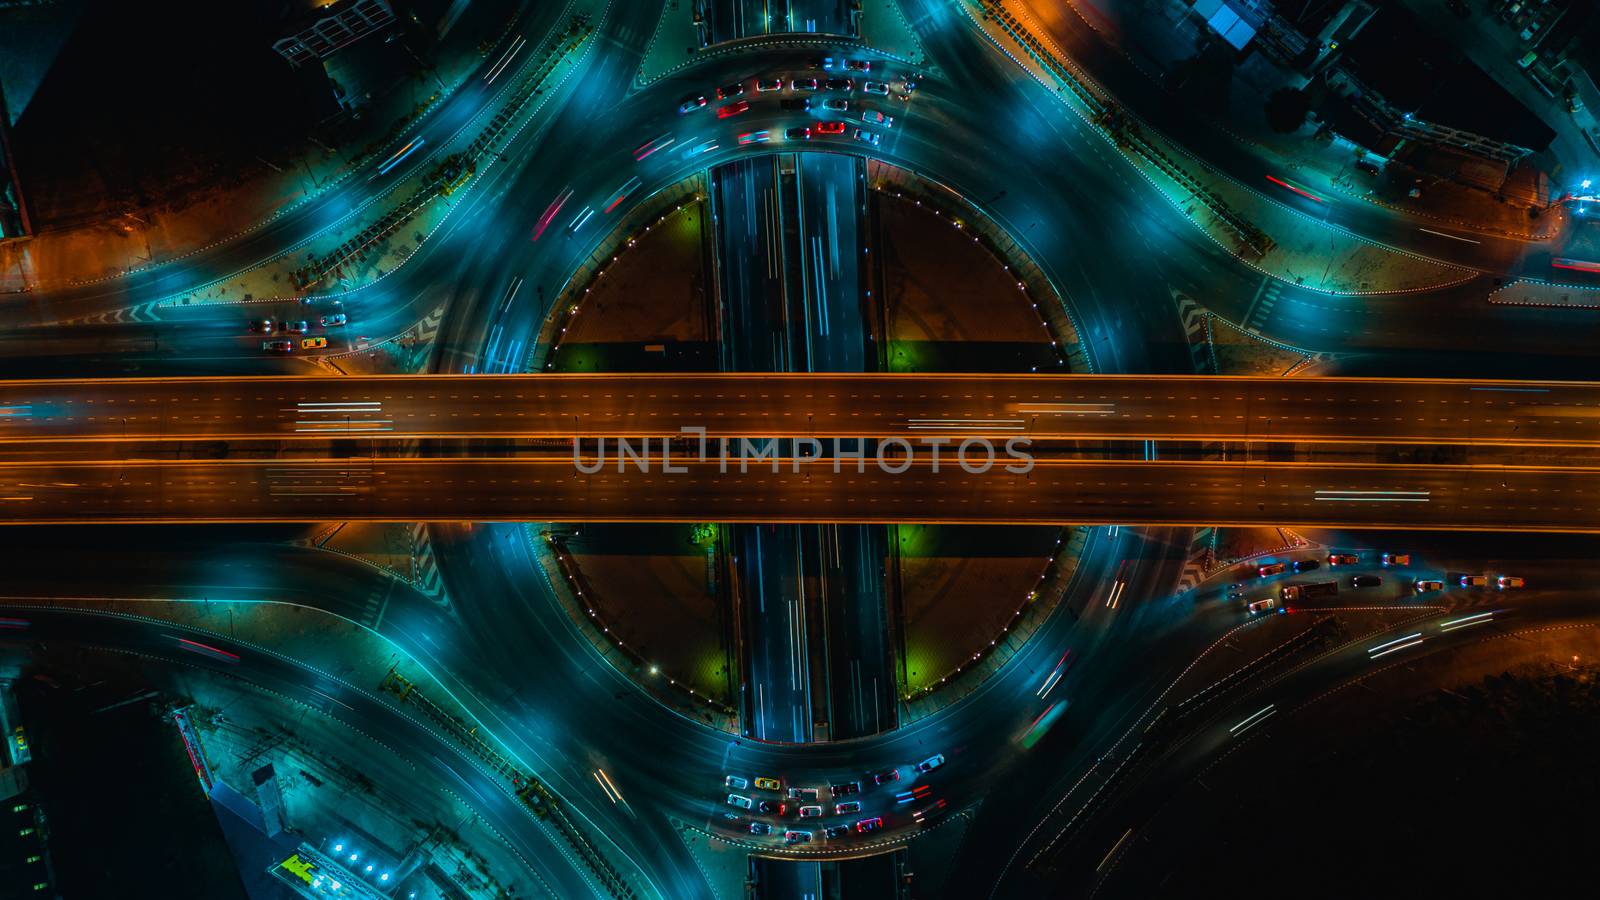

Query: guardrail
380;668;637;899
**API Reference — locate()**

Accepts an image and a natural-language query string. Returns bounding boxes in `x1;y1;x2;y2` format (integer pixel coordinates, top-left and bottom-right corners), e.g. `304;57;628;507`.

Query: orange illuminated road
0;456;1596;532
2;374;1599;446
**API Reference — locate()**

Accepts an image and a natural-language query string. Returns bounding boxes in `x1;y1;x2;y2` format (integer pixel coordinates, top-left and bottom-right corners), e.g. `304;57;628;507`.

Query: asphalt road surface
0;456;1596;530
3;374;1600;446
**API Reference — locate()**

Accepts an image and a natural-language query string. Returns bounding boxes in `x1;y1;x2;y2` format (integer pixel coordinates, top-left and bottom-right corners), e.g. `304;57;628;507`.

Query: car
1329;553;1360;566
727;794;753;810
785;830;813;844
915;754;945;773
1350;575;1382;588
300;337;327;350
1382;553;1411;566
863;81;889;96
798;805;823;817
870;768;900;785
1292;559;1321;573
814;121;846;135
681;139;719;158
757;800;786;815
835;800;862;814
249;319;274;333
1415;580;1444;593
824;825;851;839
716;82;745;99
852;128;880;146
781;97;812;111
754;777;781;791
861;110;893;127
737;131;771;145
725;775;749;790
1460;575;1488;587
823;98;849;112
319;313;347;327
822;56;837;70
756;78;784;92
824;78;854;92
1497;576;1526;589
791;77;819;91
262;340;294;353
718;100;751;118
785;126;812;141
1354;159;1381;177
845;59;871;72
750;822;771;835
1257;562;1286;577
855;817;885;834
1248;597;1281;615
678;94;707;113
787;787;820;801
279;320;310;334
831;781;860;796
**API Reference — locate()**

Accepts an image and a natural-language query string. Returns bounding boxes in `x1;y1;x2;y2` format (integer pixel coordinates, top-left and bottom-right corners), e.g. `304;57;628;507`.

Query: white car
862;81;889;96
798;805;823;818
861;110;893;128
727;794;753;810
915;754;945;773
725;775;749;790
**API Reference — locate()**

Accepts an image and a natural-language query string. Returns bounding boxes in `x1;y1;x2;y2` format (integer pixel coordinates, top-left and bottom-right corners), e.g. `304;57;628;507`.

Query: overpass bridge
1;374;1598;447
0;455;1594;532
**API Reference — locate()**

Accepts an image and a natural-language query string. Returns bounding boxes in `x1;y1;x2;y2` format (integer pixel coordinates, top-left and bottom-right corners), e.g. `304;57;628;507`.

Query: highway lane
0;1;585;330
794;152;870;373
1015;591;1600;897
1002;0;1542;274
734;524;816;743
5;374;1600;446
0;602;606;900
17;37;1598;380
1;456;1598;531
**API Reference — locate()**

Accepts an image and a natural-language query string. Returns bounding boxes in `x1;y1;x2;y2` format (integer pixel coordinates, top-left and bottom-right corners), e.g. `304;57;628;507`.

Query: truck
1280;580;1338;602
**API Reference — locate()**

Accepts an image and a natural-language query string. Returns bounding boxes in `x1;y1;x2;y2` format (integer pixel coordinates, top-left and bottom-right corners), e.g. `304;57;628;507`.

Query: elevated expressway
2;373;1599;446
0;374;1596;530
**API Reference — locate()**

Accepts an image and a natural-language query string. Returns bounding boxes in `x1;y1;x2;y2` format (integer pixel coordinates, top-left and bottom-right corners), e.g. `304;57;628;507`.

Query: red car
814;120;846;135
855;816;884;834
718;100;750;119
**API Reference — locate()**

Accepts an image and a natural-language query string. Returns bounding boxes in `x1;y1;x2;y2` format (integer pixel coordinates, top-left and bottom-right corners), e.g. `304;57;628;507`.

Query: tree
1264;87;1312;133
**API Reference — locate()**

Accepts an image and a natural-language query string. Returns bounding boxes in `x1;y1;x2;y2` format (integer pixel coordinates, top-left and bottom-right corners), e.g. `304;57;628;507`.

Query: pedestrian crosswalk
1241;276;1282;333
358;578;395;629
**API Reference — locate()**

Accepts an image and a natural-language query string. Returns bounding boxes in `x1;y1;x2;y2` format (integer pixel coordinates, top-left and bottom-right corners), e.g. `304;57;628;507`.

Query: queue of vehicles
676;59;914;152
252;309;349;353
1240;549;1525;613
722;754;944;842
